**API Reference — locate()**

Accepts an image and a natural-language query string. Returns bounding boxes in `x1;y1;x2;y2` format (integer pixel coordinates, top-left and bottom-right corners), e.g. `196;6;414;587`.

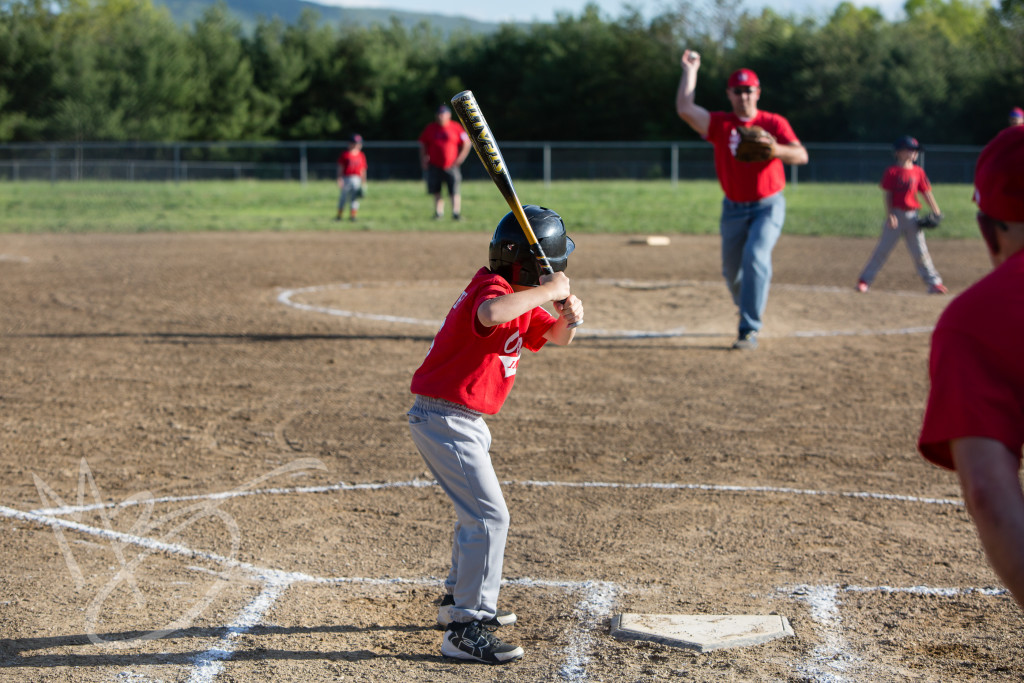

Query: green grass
0;179;980;239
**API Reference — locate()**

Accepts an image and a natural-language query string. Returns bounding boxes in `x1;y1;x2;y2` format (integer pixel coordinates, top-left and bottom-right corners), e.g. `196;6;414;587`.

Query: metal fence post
543;144;551;187
300;143;308;185
671;144;678;186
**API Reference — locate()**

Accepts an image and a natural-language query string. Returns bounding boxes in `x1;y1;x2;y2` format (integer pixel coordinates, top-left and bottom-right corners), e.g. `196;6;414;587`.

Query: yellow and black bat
450;89;581;327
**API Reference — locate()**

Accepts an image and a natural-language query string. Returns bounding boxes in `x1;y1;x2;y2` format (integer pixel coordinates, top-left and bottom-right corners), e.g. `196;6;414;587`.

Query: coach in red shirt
675;50;808;350
419;105;471;221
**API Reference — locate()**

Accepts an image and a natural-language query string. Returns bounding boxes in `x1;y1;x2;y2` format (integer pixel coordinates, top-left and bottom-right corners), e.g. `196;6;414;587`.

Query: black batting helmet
489;205;575;287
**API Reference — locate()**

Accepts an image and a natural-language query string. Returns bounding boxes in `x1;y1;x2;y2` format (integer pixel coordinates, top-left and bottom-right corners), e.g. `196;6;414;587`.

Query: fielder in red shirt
855;135;946;294
418;105;471;220
336;134;367;222
408;205;583;664
919;125;1024;609
676;50;808;350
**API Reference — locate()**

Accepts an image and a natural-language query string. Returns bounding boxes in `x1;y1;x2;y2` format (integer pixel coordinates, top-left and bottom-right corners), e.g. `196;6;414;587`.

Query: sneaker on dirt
441;620;524;664
731;330;758;350
436;594;517;628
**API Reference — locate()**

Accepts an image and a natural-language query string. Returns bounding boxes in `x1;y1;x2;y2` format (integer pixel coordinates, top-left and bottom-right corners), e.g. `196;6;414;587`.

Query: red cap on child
974;126;1024;223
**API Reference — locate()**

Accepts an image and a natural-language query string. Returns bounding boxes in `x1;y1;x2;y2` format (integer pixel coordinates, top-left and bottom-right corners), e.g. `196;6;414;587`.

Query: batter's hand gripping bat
450;90;582;328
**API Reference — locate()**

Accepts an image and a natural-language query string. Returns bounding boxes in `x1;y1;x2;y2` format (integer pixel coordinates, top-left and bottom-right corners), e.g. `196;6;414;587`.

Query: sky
308;0;907;24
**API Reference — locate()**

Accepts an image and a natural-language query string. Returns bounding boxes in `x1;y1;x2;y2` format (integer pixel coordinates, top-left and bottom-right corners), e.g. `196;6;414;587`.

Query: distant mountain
151;0;506;33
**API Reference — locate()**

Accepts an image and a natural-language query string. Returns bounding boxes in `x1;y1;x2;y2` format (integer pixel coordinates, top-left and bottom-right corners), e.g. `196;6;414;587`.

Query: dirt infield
2;230;1022;682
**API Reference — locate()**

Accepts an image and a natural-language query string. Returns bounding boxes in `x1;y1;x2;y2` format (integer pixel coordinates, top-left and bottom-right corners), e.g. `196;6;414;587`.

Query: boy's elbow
476;304;498;328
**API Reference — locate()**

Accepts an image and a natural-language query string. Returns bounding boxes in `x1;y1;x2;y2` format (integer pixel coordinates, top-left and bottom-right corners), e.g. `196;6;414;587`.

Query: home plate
609;613;795;652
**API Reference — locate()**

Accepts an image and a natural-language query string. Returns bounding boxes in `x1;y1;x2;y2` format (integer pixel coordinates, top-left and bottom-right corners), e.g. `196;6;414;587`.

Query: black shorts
427;165;461;196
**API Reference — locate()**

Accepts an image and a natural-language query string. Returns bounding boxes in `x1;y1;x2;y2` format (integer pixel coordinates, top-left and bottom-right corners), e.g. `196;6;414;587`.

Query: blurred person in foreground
919;125;1024;609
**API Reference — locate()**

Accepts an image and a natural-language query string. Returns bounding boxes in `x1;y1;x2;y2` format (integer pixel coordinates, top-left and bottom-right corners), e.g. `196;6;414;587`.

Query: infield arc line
276;281;938;340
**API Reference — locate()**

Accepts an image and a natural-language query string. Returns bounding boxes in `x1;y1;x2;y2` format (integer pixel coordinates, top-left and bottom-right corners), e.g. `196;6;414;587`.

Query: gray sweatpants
337;175;362;211
408;395;509;623
858;210;942;287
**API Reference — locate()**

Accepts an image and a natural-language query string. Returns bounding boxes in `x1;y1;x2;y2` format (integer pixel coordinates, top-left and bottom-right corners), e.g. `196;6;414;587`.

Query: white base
609;613;794;652
628;236;671;246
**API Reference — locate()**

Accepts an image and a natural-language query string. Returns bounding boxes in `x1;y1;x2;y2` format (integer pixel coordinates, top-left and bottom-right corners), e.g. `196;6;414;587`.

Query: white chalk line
31;478;962;517
186;579;291;683
276;283;443;327
3;486;1003;683
9;476;963;682
276;280;939;340
1;502;615;682
18;473;965;681
782;583;1009;683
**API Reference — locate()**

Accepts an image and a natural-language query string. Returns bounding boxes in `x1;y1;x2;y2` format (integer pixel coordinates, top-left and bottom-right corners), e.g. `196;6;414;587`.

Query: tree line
1;0;1022;145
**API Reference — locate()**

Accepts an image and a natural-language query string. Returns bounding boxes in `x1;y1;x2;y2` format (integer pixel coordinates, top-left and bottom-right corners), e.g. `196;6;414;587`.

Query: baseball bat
450;89;581;328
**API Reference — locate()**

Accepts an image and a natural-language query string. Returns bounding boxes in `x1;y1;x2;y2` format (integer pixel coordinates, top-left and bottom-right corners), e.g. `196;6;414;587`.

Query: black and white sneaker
436;594;517;628
441;620;524;664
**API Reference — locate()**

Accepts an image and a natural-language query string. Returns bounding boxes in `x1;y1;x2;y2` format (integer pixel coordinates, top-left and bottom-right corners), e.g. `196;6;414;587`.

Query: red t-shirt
880;165;930;210
705;110;799;203
919;249;1024;470
418;121;468;169
337;149;367;177
410;268;556;415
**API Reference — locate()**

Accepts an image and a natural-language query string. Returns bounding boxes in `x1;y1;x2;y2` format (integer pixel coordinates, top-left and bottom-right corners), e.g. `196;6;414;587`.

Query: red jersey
418;121;468;169
410;268;556;415
919;249;1024;470
880;164;930;210
705;110;799;203
337;149;367;177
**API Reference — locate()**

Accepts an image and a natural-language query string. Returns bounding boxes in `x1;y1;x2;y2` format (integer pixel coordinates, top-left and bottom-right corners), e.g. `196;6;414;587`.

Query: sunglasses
730;87;756;95
977;211;1008;254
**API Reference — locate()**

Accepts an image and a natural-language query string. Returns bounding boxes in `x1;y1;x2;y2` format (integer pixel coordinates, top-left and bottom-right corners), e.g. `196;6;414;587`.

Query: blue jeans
719;192;786;336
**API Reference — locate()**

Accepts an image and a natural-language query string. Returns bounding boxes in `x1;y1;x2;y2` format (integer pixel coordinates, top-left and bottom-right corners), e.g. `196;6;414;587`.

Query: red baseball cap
727;69;760;89
974;126;1024;223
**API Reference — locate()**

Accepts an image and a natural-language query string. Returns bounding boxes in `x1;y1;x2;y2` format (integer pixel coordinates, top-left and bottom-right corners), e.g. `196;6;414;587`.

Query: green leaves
0;0;1019;144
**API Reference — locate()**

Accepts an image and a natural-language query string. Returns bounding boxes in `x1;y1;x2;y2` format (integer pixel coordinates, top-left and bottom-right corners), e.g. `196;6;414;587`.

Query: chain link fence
0;140;983;185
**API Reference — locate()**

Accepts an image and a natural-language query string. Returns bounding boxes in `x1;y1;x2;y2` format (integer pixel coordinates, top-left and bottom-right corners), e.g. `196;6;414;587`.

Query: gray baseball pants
408;395;508;623
337;175;362;211
858;210;942;287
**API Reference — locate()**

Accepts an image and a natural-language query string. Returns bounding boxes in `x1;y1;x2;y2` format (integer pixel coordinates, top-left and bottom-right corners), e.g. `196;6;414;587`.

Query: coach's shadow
0;623;443;668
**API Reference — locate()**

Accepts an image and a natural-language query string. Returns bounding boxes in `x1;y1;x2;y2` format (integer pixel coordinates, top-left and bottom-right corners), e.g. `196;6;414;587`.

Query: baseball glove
917;212;942;229
355;185;365;199
735;125;776;162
